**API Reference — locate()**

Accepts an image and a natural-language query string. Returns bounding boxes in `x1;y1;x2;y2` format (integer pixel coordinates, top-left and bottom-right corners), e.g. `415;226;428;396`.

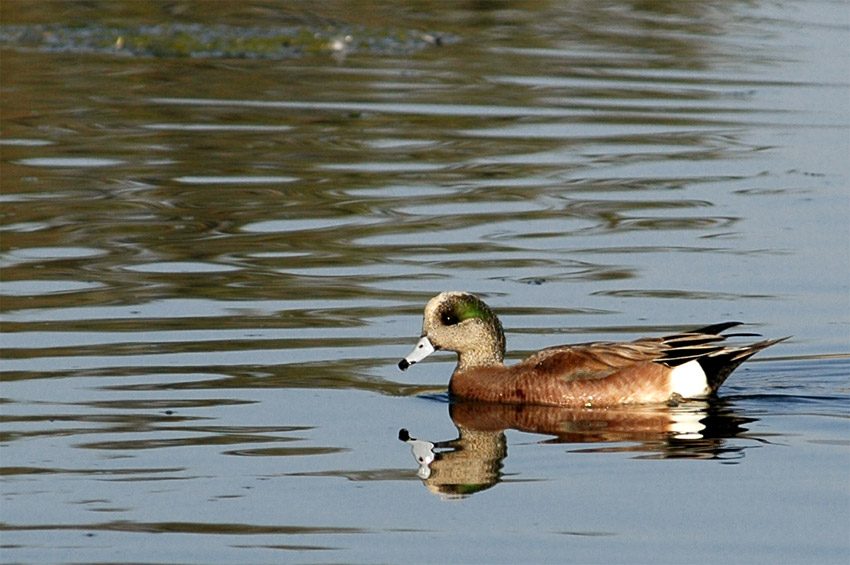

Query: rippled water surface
2;1;849;564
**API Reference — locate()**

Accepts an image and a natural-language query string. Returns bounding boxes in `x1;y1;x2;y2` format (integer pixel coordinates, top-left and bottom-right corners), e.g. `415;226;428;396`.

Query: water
1;1;848;564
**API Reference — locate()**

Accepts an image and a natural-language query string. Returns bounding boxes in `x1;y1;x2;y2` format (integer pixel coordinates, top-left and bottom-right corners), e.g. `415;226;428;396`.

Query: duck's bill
398;336;435;371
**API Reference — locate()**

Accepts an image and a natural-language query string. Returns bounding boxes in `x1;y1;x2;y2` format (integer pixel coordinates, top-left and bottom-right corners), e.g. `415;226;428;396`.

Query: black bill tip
398;359;410;371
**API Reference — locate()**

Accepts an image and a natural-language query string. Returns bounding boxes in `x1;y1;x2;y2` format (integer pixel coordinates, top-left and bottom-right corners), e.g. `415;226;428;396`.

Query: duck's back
519;339;667;382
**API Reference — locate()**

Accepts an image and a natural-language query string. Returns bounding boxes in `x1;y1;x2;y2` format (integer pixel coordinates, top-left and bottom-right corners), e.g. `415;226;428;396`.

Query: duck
398;291;787;406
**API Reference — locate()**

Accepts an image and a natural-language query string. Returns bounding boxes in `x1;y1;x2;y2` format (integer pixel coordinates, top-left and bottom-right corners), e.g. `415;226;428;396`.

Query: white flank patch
669;359;710;398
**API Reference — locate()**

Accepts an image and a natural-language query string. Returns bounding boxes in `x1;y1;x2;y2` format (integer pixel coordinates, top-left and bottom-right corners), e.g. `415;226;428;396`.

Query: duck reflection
400;399;758;498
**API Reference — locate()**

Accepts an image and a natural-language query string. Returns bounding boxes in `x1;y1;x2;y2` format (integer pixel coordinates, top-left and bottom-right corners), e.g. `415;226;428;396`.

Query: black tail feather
689;321;743;335
697;337;789;392
659;322;789;392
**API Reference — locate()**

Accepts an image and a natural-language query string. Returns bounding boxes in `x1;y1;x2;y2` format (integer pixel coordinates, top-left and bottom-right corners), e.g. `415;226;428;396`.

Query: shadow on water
399;397;768;499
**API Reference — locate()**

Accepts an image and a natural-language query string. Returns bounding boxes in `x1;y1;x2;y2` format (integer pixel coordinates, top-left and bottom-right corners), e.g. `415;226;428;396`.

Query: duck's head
398;292;506;372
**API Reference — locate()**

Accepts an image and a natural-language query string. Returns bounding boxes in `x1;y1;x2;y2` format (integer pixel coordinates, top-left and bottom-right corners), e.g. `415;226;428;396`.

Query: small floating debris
0;23;457;59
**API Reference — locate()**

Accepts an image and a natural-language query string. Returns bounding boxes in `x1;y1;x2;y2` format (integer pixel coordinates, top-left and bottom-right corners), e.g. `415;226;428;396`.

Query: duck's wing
522;339;668;382
522;323;786;389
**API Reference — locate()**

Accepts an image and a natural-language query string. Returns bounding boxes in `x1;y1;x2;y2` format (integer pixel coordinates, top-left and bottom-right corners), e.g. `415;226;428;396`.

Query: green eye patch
440;295;494;326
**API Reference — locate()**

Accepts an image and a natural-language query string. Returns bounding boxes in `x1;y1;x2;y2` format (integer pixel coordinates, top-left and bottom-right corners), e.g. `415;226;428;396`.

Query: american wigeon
398;291;787;406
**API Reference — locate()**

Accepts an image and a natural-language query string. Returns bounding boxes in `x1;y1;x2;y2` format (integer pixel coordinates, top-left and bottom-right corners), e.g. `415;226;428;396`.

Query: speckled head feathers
418;292;506;370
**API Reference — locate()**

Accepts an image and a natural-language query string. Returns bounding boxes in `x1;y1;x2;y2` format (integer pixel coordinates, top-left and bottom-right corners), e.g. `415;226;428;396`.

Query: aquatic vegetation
0;23;455;59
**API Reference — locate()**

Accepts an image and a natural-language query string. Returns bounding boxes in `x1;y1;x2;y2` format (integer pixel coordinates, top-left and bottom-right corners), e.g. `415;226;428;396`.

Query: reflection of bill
400;399;758;499
398;429;435;479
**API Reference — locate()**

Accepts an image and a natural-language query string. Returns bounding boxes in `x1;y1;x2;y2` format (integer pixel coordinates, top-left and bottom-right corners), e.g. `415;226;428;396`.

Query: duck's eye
441;312;459;326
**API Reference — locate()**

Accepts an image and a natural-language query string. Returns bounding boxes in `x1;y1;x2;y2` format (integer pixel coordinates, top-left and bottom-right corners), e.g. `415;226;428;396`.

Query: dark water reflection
1;1;848;564
401;398;763;498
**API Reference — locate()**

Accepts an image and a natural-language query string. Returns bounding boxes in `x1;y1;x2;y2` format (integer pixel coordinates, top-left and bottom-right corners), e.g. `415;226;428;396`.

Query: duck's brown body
449;348;672;406
399;292;786;407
